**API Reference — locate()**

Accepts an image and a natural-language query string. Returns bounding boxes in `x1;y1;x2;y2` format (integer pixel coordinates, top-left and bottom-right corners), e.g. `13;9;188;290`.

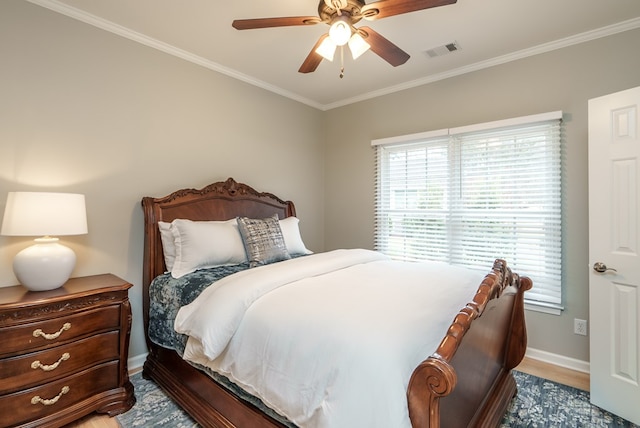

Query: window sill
525;301;563;316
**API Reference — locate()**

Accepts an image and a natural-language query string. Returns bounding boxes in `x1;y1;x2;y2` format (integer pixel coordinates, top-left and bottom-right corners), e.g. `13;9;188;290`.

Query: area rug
504;371;638;427
116;370;639;427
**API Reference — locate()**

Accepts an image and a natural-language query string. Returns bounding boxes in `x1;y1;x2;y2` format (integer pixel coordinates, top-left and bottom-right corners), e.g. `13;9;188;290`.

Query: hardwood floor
68;357;589;428
516;356;590;392
65;414;118;428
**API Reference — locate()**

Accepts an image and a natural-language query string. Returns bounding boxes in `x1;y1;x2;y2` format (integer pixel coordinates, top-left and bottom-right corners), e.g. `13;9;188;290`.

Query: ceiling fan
232;0;457;76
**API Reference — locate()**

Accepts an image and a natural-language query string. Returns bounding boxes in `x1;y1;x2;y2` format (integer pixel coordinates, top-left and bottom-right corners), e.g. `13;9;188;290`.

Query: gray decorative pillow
237;215;291;268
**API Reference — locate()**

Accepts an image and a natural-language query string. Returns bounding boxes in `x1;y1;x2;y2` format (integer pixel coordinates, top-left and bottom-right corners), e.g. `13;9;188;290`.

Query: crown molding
26;0;640;111
324;17;640;110
25;0;324;110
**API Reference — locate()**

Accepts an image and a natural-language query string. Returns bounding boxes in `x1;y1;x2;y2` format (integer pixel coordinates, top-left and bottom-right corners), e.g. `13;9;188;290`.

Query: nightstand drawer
2;304;120;357
0;274;134;426
0;360;120;427
0;331;120;395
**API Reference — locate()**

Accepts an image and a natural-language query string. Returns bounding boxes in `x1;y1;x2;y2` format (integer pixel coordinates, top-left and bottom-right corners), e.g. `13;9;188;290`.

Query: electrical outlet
574;318;588;336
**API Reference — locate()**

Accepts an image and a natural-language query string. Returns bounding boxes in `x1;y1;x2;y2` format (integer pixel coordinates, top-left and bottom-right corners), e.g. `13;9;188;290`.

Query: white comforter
174;249;484;428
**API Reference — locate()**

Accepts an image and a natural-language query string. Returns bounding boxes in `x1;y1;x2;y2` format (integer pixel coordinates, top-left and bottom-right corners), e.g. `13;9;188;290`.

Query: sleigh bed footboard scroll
407;259;533;428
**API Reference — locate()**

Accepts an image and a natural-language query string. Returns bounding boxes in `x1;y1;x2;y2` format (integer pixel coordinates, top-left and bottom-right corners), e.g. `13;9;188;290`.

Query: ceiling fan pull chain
340;46;345;78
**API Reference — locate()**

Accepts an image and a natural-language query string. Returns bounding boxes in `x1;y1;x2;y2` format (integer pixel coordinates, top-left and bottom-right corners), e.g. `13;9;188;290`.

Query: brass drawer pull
31;386;70;406
31;353;70;372
32;323;71;340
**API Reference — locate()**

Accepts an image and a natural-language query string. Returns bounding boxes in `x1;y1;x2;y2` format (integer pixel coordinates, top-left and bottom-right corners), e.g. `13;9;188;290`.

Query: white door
588;86;640;425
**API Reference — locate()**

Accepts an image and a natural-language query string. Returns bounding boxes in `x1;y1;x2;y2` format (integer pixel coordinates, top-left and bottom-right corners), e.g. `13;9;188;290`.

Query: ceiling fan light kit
348;32;371;59
316;37;337;61
316;16;371;62
328;15;352;46
232;0;457;75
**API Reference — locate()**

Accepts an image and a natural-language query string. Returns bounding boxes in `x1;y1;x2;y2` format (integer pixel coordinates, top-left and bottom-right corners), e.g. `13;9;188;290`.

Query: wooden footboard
408;259;533;428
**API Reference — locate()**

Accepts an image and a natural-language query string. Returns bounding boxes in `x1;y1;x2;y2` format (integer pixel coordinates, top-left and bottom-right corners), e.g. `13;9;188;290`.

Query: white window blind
373;112;563;309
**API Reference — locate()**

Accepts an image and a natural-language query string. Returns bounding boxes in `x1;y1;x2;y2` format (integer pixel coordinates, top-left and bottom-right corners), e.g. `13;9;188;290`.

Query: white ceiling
30;0;640;110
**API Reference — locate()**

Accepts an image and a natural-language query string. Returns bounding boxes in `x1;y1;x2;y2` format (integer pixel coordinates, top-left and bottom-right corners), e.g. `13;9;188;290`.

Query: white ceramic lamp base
13;237;76;291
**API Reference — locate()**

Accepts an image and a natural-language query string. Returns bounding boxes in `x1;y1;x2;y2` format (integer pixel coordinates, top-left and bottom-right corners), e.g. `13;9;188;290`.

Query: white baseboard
525;347;590;374
128;352;148;373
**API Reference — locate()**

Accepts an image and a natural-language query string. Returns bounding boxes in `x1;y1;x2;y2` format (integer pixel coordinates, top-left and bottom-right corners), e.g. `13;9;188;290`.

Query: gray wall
2;0;640;364
323;27;640;361
0;0;325;360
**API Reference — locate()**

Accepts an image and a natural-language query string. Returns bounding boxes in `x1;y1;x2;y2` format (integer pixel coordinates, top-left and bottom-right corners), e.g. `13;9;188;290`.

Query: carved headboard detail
140;177;296;344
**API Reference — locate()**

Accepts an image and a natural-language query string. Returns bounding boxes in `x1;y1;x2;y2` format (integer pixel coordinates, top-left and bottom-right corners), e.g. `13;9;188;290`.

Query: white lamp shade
348;33;371;59
328;18;351;46
316;37;337;61
1;192;87;236
1;192;88;291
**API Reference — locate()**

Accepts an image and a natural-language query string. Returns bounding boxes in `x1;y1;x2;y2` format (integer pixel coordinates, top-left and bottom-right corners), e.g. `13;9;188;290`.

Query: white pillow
158;221;176;271
279;216;312;256
169;219;248;278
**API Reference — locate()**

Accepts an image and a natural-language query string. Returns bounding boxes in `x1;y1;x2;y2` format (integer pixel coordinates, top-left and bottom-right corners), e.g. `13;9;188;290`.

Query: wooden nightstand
0;274;135;428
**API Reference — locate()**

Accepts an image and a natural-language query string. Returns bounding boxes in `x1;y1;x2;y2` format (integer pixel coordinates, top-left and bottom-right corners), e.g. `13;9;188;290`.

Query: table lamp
1;192;88;291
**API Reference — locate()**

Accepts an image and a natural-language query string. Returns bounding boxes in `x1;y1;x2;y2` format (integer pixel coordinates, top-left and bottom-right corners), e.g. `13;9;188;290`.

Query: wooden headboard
141;178;296;342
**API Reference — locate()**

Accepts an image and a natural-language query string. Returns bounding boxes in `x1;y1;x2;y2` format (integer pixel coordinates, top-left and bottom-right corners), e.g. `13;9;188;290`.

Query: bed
141;177;532;428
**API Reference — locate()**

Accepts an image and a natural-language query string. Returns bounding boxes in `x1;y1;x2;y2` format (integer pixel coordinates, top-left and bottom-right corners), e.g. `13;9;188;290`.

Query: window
373;112;563;312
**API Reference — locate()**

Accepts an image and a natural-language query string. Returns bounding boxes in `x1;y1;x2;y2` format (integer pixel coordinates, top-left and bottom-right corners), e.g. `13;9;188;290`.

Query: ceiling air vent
424;41;460;58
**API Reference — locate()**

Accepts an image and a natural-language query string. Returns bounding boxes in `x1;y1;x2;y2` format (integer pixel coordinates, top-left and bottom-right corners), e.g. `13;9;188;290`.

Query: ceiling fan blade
361;0;456;20
298;34;329;73
232;16;321;30
358;27;409;66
